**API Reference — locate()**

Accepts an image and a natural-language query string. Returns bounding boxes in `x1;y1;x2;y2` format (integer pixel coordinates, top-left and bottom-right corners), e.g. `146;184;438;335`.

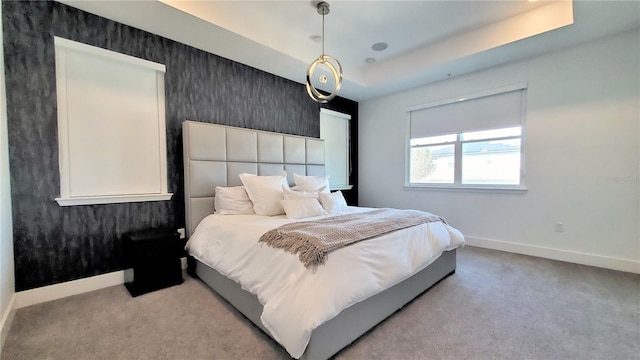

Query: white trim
54;37;165;72
404;185;527;192
518;88;528;189
55;193;172;206
406;82;528;113
0;294;15;349
404;111;412;186
12;263;186;310
156;72;168;194
14;270;127;309
329;185;353;191
465;236;640;274
55;47;72;198
320;107;351;120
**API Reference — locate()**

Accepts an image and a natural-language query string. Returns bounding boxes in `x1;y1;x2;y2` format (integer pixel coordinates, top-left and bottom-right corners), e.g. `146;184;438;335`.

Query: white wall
359;29;640;272
0;7;16;349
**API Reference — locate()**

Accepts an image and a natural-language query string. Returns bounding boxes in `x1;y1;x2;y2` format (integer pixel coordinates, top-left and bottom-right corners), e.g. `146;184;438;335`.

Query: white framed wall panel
53;37;172;206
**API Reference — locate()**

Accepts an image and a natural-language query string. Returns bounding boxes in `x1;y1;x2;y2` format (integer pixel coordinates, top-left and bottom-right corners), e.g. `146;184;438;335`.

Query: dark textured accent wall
3;0;357;291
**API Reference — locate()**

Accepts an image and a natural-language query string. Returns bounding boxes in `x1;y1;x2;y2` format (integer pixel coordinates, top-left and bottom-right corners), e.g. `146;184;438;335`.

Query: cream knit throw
259;208;445;269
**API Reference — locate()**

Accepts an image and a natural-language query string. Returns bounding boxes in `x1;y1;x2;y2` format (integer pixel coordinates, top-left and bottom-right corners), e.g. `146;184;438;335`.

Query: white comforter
186;207;465;358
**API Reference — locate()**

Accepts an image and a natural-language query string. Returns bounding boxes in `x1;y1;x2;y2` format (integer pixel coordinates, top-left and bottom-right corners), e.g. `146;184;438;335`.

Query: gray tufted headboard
182;120;325;237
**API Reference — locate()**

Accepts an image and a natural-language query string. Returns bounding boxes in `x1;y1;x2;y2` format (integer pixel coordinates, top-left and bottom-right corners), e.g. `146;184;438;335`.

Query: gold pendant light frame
306;2;343;103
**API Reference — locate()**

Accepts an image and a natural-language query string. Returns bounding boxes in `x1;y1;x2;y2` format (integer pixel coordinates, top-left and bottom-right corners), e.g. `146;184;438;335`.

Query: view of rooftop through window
410;126;522;186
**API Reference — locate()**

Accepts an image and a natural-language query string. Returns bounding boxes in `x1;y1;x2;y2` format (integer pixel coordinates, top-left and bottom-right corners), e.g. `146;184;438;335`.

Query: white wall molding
465;236;640;274
55;193;172;206
0;294;15;349
13;270;127;309
13;260;188;310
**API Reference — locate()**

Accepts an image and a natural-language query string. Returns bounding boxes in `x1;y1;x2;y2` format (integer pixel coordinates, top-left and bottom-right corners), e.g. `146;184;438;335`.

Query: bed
182;120;464;359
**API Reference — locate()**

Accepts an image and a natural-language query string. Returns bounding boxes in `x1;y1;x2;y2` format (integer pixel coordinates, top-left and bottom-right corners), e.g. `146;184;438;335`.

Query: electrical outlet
177;228;186;239
554;222;564;233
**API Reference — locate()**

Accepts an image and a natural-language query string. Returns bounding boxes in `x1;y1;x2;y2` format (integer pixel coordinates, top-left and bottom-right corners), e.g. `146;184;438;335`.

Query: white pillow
282;185;322;200
294;174;330;193
214;186;255;215
239;172;289;216
289;185;327;192
280;198;327;219
319;191;348;213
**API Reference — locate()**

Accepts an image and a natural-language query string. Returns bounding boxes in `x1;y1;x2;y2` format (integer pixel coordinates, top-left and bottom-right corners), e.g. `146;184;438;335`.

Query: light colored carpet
2;246;638;360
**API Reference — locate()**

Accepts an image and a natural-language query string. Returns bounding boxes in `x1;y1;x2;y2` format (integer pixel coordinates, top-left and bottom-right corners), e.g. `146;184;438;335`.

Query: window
320;108;352;191
54;37;172;206
406;84;526;189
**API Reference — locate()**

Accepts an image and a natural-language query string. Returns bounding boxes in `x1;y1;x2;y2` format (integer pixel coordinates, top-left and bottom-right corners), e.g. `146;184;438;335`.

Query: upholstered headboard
182;121;325;237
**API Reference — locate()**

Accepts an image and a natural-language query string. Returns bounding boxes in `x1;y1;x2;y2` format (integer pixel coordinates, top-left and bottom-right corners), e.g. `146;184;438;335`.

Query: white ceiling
57;0;640;102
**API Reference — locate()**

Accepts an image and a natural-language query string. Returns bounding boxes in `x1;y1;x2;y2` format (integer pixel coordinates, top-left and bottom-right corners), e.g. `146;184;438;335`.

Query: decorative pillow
293;174;330;193
214;186;255;215
239;172;289;216
319;190;348;213
280;198;327;219
289;185;327;192
282;185;324;200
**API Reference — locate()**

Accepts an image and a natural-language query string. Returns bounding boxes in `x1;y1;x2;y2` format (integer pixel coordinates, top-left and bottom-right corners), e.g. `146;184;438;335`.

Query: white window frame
320;108;353;191
405;84;527;191
54;37;172;206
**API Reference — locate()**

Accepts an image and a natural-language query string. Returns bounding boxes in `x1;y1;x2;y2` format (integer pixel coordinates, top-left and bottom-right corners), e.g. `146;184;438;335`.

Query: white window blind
410;85;525;139
54;37;172;206
320;108;352;191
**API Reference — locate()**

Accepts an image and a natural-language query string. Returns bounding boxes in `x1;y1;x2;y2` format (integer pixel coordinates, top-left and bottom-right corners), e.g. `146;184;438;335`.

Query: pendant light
306;1;343;103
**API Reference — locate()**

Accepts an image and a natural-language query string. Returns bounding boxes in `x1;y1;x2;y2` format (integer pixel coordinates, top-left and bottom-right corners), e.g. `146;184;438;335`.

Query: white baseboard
13;259;188;310
465;236;640;274
14;270;127;309
0;293;16;350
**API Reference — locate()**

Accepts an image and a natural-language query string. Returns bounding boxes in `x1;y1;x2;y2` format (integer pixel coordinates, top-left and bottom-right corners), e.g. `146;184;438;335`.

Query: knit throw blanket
259;208;445;269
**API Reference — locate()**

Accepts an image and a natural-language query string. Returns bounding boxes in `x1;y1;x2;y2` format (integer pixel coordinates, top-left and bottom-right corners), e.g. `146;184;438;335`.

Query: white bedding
186;206;465;358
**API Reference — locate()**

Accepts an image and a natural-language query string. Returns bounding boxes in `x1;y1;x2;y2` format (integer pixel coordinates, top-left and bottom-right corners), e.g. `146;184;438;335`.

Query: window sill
330;185;353;191
55;193;173;206
404;185;527;193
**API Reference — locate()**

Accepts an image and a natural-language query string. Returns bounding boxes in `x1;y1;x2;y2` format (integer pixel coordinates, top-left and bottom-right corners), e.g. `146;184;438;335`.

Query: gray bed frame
182;120;457;359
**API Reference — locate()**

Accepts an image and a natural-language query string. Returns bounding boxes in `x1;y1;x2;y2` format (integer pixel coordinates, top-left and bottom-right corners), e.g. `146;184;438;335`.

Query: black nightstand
124;228;184;297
